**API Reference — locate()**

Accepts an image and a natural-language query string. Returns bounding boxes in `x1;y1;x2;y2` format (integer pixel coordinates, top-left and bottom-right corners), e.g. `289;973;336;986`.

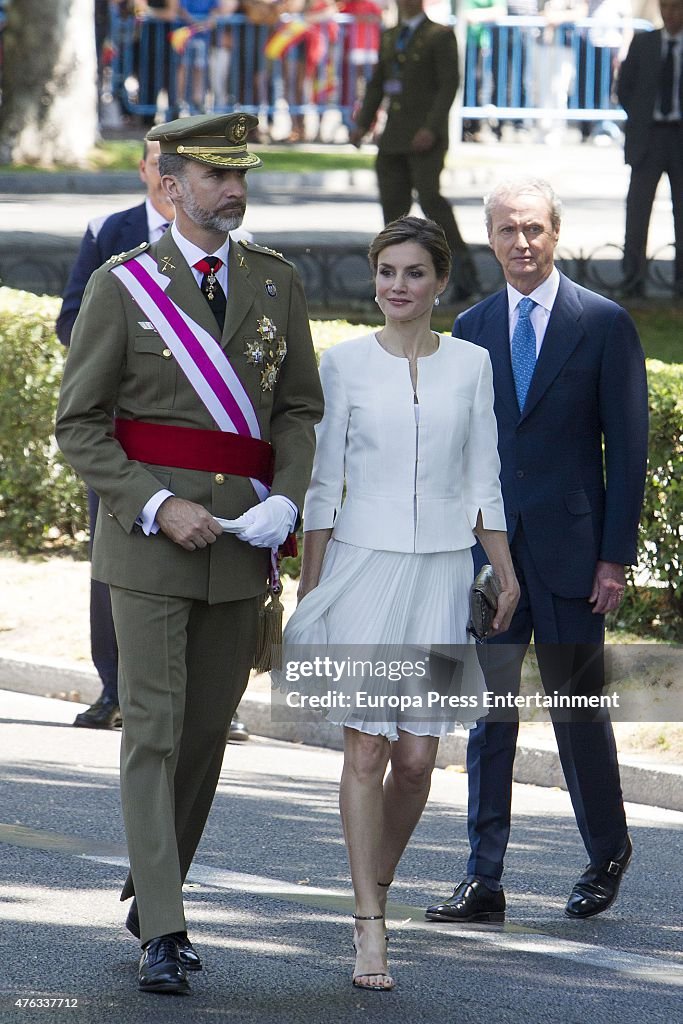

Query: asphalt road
1;689;681;1024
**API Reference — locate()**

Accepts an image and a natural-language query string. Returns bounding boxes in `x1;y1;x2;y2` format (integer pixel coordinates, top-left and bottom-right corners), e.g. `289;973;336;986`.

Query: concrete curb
2;652;681;812
0;170;376;195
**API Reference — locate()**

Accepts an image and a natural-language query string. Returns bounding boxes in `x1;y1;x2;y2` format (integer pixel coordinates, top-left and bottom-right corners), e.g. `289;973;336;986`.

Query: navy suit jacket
453;273;649;599
616;28;664;169
56;203;149;346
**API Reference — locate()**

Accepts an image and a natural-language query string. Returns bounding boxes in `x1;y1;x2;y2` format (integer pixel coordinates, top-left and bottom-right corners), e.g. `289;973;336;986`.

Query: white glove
231;495;296;548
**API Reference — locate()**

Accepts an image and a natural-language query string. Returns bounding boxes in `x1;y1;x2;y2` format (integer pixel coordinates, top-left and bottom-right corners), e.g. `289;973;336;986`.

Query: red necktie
193;256;226;331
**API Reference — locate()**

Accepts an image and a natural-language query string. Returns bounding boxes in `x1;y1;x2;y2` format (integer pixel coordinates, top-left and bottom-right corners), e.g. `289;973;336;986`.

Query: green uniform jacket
356;17;460;154
56;232;324;605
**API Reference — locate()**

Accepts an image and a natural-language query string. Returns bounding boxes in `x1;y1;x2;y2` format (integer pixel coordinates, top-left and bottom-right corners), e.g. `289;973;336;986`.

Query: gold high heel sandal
351;914;395;991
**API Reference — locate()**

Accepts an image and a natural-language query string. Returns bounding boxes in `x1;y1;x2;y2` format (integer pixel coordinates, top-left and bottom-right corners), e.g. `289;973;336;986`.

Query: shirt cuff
137;489;174;536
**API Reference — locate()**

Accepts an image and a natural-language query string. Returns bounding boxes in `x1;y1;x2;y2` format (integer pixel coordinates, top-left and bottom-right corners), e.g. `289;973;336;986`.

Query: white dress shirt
145;199;172;243
170;221;230;294
506;266;561;357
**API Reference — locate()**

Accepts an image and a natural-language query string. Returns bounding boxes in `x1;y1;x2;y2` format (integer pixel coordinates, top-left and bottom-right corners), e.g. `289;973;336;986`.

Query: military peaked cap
147;113;262;170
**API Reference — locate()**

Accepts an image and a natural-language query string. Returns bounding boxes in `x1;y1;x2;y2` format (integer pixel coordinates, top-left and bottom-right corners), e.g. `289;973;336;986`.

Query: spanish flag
264;20;309;61
168;25;201;54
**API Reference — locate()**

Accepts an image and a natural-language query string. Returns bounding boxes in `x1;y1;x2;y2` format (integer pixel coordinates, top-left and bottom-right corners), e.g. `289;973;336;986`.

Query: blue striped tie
511;296;537;411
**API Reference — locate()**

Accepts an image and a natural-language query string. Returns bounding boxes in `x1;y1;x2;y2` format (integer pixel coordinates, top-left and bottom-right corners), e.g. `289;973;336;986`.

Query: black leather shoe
228;715;250;742
73;697;122;729
565;836;633;919
126;900;202;971
138;935;190;995
425;879;505;923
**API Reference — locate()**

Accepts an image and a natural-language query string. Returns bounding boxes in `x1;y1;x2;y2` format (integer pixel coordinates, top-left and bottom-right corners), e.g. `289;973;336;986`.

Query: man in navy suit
57;140;175;730
426;178;649;922
617;0;683;297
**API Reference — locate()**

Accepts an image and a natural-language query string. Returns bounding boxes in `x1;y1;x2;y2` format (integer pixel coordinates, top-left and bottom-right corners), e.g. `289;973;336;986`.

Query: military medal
205;266;218;300
261;363;279;391
248;318;284;388
257;315;277;342
275;337;287;365
244;339;265;365
265;279;277;297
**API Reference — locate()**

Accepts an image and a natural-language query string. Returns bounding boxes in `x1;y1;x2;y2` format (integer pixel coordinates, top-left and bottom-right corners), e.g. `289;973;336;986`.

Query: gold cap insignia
230;116;248;144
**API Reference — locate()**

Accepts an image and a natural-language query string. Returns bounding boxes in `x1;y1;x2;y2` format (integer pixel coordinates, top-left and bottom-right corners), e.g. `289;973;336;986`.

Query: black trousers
624;122;683;291
466;525;627;885
87;488;119;703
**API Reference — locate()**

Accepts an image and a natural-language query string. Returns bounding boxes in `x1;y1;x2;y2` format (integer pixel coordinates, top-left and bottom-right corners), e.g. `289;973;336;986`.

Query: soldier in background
350;0;481;299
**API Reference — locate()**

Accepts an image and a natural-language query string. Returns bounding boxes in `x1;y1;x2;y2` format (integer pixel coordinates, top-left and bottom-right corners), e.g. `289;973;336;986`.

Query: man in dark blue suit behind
426;178;649;922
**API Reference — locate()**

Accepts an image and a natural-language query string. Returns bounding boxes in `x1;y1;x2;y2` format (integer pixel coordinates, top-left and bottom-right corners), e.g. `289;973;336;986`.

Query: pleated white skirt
274;539;486;741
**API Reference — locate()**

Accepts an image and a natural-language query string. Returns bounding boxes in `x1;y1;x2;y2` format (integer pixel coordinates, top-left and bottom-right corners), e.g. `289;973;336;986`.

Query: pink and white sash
112;252;269;501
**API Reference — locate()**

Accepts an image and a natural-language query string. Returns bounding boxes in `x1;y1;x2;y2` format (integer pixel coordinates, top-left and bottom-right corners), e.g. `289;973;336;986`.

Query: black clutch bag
467;564;501;642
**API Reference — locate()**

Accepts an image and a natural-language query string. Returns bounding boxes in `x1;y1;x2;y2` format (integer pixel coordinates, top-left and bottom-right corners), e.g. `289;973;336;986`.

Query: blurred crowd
96;0;660;143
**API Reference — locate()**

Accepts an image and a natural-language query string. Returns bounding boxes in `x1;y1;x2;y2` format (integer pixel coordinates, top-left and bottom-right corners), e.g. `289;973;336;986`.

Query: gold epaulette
105;241;150;269
238;239;291;264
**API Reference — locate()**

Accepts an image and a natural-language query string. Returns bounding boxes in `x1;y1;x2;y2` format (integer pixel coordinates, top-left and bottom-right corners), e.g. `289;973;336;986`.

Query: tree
0;0;98;167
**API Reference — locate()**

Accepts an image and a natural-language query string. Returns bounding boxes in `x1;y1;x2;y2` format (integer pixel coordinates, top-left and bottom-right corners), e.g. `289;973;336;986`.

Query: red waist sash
114;418;274;486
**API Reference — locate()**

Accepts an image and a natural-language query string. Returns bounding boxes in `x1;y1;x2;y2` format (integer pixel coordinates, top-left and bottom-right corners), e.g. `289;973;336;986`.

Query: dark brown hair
368;216;452;280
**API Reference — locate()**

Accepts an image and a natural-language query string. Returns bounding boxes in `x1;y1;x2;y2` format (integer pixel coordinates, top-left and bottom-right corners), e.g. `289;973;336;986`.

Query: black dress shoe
126;899;202;971
228;715;250;742
138;935;190;995
73;697;122;730
425;879;506;923
565;835;633;919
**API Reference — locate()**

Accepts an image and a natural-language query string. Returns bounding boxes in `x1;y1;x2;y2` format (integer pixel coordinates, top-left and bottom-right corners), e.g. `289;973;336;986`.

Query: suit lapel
147;235;258;350
482;292;519;421
153;233;221;340
520;273;584;422
407;16;431;54
120;203;148;251
222;241;257;352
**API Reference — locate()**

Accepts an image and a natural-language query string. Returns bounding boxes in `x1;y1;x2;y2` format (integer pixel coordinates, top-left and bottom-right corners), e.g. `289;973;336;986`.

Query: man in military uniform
349;0;479;298
56;112;323;996
57;138;251;743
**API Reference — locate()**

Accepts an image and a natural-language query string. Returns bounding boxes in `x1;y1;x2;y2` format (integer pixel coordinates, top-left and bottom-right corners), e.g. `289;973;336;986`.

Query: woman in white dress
280;217;519;990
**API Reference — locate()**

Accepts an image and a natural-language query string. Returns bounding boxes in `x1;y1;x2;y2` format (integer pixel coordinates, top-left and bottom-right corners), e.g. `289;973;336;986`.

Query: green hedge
0;287;680;636
0;289;87;553
623;359;683;635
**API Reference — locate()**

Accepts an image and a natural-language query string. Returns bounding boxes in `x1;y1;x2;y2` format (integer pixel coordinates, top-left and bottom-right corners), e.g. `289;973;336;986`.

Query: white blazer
303;333;506;553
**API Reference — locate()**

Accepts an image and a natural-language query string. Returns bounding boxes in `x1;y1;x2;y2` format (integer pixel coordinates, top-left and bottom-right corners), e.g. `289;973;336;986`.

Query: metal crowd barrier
105;10;653;130
461;15;653;126
109;9;382;127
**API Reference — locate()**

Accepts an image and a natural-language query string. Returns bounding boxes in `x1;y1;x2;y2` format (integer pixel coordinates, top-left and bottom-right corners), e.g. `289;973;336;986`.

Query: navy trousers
88;488;119;704
467;525;627;886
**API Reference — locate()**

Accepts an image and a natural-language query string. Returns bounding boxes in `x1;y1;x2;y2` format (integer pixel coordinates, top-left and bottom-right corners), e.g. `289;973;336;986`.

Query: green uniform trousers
110;586;258;945
376;147;467;255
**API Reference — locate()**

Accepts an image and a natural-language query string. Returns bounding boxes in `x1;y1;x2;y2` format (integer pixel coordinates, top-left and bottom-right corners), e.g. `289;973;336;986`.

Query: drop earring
434;295;440;307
